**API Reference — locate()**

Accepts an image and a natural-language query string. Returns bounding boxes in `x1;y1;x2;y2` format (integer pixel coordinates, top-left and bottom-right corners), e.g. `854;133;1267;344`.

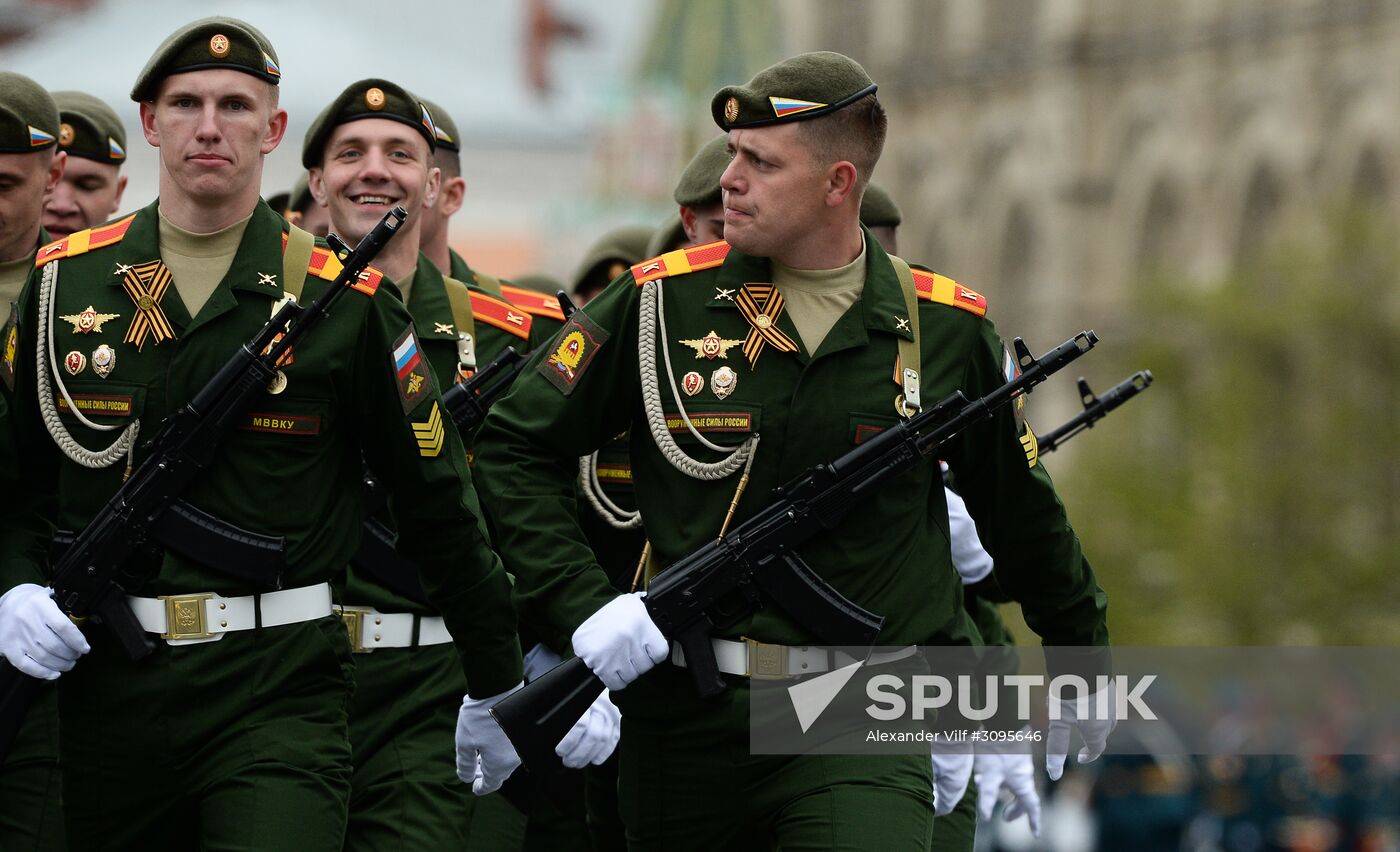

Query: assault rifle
1037;370;1153;454
0;208;408;759
491;331;1099;772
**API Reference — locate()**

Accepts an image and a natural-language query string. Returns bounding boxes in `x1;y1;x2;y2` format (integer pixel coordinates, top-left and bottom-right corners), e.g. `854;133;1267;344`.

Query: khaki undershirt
0;254;32;312
395;269;417;310
158;208;253;318
772;237;867;355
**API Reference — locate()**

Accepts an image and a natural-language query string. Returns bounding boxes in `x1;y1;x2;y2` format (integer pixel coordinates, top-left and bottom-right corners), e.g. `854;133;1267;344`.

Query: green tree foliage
1051;207;1400;644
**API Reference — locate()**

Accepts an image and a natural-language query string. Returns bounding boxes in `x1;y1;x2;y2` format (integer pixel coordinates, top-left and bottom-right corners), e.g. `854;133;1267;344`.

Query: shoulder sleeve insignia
911;268;987;317
537;310;608;396
391;325;436;414
632;240;731;287
35;213;137;267
305;244;381;297
499;284;566;322
468;289;532;340
410;400;445;458
1;310;18;392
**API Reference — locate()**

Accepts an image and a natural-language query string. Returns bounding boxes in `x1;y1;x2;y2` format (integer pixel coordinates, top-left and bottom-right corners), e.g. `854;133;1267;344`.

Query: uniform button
218;602;227;610
374;634;382;642
220;620;228;628
374;617;382;625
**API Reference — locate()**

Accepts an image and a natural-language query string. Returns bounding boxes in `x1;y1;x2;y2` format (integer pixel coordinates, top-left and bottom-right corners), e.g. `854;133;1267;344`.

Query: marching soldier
474;52;1112;850
303;78;617;850
41;90;129;243
0;70;68;852
0;19;524;849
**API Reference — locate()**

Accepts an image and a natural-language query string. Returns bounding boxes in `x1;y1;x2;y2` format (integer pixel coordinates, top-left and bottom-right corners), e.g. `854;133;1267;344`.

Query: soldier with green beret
41;91;129;243
645;135;731;258
0;18;527;850
860;181;901;255
0;69;69;852
304;78;618;851
570;224;653;304
283;171;329;237
474;50;1111;850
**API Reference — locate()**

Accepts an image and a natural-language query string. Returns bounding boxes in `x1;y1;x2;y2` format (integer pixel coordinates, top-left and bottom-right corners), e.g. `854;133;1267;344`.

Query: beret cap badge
208;33;231;58
723;96;740;125
59;123;74;146
365;87;386;110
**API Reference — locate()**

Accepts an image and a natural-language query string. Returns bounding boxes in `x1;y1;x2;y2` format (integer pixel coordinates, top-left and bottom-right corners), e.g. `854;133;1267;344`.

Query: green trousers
583;753;626;852
616;715;933;851
346;641;525;851
928;779;977;852
58;616;353;851
0;684;66;851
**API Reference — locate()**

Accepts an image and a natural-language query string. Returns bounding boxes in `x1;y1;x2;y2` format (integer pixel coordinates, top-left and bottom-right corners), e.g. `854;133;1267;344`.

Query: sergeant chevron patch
412;401;445;458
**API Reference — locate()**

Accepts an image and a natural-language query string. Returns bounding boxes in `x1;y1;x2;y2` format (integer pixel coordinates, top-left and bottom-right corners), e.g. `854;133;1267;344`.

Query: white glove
555;689;621;768
0;584;90;679
944;482;993;585
1045;680;1117;781
455;683;523;795
524;643;623;769
930;741;974;817
571;593;668;691
974;736;1042;836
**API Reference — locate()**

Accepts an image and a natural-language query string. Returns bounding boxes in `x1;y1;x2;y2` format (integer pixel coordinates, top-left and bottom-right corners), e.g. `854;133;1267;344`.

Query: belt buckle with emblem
745;638;789;679
159;593;215;641
335;605;371;653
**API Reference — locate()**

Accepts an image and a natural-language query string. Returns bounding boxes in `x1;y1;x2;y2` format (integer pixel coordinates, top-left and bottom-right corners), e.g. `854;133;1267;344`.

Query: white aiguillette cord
36;259;139;474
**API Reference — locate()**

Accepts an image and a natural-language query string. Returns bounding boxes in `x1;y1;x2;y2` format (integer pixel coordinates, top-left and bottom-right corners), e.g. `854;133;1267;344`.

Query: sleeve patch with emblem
411;400;445;457
537;310;609;396
392;325;436;414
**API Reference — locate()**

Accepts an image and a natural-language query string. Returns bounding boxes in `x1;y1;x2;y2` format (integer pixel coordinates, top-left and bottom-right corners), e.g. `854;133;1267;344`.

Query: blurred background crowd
3;0;1397;848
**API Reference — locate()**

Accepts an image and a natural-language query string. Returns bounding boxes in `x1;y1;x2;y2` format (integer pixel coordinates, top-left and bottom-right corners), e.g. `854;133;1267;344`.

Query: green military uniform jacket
474;230;1107;718
344;252;532;616
2;200;521;695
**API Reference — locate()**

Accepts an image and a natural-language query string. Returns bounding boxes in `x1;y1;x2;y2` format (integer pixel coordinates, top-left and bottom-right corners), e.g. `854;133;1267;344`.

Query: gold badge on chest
64;351;86;375
679;330;744;360
682;371;703;396
59;305;120;334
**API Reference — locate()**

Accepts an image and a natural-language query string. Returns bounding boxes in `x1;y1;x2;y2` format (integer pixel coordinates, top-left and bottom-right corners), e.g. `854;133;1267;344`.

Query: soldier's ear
824;160;858;209
111;175;129;216
438;176;466;217
307;169;328;208
46;151;66;193
422;166;441;211
139;102;161;148
259;106;288;155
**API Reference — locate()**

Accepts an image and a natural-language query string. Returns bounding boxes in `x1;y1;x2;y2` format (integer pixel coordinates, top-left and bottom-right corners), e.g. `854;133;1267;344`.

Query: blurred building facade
781;0;1400;344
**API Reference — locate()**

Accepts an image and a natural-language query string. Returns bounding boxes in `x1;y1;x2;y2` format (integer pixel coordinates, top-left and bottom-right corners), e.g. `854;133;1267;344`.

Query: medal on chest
118;260;177;351
734;284;798;368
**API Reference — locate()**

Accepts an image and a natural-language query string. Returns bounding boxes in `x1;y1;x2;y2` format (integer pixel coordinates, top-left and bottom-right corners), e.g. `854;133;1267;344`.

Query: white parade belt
334;604;453;653
670;637;918;680
127;582;334;646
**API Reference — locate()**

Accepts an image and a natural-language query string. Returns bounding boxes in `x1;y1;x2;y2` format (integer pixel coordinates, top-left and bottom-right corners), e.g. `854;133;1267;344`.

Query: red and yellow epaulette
631;240;731;286
35;213;137;267
298;241;382;297
499;283;566;322
469;289;532;339
911;269;987;317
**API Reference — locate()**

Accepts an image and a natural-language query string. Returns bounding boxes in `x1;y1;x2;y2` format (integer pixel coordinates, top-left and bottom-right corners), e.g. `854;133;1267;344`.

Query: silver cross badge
258;272;277;287
114;263;133;276
894;316;911;332
714;287;735;301
434;322;454;334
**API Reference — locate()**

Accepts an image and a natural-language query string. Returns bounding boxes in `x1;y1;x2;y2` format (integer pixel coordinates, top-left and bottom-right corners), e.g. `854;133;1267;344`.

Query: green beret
674;136;729;207
712;51;876;131
859;183;901;229
302;78;436;169
419;97;460;153
287;172;315;214
131;17;281;102
644;214;686;259
0;72;60;154
571;225;655;293
52;91;127;165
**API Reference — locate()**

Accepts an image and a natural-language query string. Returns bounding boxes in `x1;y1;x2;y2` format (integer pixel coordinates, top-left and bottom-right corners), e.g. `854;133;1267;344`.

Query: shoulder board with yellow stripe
304;244;382;297
911;268;987;317
35;213;138;267
499;283;566;322
469;289;532;339
631;239;731;287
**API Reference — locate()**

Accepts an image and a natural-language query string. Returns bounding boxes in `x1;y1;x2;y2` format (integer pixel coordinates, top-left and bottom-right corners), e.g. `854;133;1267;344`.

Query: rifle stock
491;331;1098;772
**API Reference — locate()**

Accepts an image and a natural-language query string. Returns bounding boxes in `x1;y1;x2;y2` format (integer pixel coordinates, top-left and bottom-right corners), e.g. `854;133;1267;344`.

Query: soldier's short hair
796;93;886;188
